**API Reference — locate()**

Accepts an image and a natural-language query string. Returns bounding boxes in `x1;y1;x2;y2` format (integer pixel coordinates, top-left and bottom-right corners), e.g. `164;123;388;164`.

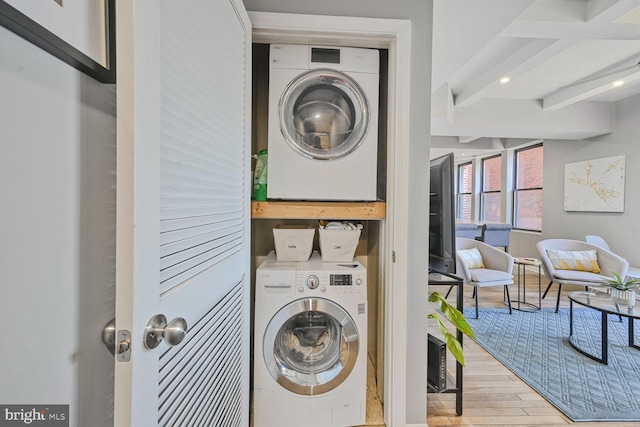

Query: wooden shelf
251;201;386;219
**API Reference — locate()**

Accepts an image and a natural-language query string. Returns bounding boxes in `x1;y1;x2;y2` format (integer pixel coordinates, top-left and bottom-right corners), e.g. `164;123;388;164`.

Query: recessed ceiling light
500;77;510;84
612;80;625;87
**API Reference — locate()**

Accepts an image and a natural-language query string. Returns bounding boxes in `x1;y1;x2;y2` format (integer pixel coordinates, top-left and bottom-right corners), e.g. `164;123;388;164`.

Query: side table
512;257;542;312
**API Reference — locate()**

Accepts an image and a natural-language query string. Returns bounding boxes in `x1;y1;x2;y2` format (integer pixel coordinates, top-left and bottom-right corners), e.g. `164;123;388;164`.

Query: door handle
143;314;188;350
102;319;116;355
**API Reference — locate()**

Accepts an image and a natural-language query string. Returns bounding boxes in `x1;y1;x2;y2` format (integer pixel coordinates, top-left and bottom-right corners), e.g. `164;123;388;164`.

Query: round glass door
263;298;359;395
278;69;370;160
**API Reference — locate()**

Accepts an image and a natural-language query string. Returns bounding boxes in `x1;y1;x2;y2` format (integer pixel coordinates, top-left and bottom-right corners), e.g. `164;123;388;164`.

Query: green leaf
428;313;465;366
428;291;477;366
429;291;476;339
443;330;465;365
603;270;640;290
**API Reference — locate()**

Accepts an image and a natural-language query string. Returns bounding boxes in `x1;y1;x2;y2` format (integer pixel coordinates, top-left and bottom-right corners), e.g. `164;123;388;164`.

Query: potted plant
600;271;640;307
428;291;475;366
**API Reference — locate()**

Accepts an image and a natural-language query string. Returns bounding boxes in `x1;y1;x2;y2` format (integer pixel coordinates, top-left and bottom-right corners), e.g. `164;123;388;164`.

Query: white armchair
536;239;629;312
585;235;640;279
455;237;515;318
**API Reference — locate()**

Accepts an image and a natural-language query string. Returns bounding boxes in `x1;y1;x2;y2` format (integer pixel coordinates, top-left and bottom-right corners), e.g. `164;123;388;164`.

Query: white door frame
249;12;412;427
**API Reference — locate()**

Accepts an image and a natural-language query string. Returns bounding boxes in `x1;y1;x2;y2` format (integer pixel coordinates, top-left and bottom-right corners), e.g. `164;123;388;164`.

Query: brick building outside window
514;144;543;231
457;162;472;221
481;155;501;223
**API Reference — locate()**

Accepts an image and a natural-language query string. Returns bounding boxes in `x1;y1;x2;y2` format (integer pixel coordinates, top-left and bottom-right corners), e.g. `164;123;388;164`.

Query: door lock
116;330;131;362
143;314;188;349
101;319;131;362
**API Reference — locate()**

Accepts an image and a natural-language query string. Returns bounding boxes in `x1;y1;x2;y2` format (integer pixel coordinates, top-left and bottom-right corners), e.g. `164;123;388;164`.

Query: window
513;144;543;231
481;155;501;223
456;162;472;221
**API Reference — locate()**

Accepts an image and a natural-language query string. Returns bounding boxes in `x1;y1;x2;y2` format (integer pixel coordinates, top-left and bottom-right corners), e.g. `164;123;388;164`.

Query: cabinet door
114;1;251;425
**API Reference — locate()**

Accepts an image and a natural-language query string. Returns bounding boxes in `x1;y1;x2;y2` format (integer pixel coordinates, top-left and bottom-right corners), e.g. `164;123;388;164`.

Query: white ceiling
430;0;640;159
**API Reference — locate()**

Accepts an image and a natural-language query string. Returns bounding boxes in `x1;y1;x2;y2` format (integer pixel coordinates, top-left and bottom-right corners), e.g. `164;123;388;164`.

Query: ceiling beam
431;98;615;139
543;60;640;110
458;136;480;144
453;0;640;108
454;38;556;107
431;83;455;125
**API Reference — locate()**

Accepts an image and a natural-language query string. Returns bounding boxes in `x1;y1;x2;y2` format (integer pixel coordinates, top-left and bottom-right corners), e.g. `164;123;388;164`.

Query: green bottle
253;149;268;201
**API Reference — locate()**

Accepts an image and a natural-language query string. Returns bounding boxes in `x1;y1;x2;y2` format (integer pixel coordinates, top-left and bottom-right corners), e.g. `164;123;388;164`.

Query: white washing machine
267;44;380;201
253;251;368;427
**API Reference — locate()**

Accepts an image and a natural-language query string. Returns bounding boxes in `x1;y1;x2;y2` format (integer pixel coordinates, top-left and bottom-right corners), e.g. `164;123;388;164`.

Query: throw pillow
458;247;485;269
546;249;601;273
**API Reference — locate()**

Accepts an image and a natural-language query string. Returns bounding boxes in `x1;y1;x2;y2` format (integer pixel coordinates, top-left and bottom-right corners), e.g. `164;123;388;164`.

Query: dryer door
263;297;359;395
279;69;370;160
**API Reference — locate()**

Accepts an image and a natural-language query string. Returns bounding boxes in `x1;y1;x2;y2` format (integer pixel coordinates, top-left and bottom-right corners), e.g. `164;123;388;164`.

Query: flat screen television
429;153;456;274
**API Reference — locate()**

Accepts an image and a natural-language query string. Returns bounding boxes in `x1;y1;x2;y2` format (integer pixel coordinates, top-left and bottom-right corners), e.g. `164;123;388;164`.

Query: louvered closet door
114;1;251;426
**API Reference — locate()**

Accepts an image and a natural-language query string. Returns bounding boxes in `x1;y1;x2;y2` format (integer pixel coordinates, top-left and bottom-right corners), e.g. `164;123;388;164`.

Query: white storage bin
319;228;361;262
273;225;315;261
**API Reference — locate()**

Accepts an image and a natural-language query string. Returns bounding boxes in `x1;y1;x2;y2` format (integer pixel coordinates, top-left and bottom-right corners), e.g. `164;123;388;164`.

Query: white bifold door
114;1;251;425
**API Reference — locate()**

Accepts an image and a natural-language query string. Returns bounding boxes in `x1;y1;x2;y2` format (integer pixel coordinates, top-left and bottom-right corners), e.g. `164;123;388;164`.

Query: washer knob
356;278;363;285
306;275;320;290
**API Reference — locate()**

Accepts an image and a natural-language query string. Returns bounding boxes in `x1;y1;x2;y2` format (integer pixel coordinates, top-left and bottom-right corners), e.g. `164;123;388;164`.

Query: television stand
427;271;464;416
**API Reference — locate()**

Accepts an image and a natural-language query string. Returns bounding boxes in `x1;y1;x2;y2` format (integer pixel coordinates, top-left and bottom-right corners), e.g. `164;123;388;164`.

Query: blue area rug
464;307;640;422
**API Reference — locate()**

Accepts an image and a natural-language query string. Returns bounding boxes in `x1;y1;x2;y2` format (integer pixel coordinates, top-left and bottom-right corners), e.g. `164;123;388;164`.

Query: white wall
519;93;640;266
0;26;116;427
243;1;433;424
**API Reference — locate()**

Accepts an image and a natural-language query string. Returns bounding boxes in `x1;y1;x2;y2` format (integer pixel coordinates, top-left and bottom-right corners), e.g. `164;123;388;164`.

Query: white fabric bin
273;225;315;261
319;228;361;262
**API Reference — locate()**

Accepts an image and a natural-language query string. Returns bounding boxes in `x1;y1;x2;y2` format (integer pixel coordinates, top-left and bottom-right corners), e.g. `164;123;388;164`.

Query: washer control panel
296;270;366;295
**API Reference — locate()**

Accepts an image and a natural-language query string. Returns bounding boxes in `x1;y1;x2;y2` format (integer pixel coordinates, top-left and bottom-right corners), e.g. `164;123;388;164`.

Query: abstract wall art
564;155;625;212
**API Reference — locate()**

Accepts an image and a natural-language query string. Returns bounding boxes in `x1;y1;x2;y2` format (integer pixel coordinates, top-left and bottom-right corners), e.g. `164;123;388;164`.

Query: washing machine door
263;297;359;395
279;69;370;160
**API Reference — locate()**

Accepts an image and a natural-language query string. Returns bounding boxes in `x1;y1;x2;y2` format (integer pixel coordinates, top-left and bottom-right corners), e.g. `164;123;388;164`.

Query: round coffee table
568;290;640;365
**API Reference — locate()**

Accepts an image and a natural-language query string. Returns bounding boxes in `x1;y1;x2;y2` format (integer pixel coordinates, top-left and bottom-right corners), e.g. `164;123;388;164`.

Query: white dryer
267;44;380;201
253;251;368;427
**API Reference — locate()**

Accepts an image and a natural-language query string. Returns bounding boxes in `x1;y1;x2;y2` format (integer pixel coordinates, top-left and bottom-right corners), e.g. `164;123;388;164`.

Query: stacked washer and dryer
253;45;380;427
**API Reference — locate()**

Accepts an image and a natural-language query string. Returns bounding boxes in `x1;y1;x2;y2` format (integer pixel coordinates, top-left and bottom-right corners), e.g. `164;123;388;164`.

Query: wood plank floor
427;273;640;427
